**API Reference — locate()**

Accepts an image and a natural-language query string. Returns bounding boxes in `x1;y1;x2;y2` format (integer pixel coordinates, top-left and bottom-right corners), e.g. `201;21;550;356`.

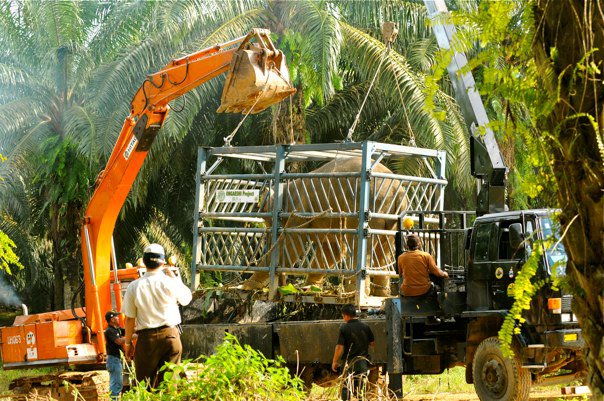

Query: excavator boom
0;28;294;369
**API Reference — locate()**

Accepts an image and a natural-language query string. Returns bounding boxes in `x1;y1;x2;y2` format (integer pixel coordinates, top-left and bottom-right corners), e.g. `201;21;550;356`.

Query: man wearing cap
122;243;192;388
104;311;125;400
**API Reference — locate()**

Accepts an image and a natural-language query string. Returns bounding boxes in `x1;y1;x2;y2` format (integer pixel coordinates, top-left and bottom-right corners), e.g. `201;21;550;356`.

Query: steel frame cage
190;141;447;307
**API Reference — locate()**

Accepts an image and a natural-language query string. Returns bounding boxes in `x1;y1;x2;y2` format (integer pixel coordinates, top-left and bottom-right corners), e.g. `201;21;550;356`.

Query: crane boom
424;0;508;215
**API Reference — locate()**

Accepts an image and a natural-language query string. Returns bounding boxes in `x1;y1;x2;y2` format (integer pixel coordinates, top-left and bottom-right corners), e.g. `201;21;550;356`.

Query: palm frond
406;37;438;73
335;0;432;53
0;1;36;64
197;8;268;47
26;0;86;49
85;1;155;61
0;121;55;185
63;105;97;158
306;83;387;141
341;22;473;196
0;61;34;95
284;1;342;104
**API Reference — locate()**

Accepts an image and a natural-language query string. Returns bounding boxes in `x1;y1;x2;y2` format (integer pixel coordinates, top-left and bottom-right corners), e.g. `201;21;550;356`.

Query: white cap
144;243;165;255
143;243;165;263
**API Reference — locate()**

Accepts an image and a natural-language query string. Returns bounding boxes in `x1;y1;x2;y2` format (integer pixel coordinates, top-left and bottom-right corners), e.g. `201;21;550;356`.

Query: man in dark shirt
104;311;125;400
331;304;375;401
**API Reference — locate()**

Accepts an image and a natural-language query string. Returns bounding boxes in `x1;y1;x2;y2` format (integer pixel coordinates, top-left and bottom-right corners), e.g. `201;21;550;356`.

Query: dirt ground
398;389;586;401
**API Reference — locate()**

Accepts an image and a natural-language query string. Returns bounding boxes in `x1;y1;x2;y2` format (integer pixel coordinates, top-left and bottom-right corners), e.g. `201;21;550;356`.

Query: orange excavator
0;29;294;374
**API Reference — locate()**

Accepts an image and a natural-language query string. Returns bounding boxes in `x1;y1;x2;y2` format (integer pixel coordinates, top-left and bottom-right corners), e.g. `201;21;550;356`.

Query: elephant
241;156;406;297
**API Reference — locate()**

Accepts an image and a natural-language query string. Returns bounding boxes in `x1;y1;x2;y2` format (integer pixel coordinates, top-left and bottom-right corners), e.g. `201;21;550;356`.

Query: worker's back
398;250;438;297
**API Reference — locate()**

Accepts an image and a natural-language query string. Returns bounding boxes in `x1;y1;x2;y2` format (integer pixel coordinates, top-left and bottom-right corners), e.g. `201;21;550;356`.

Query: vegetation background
0;0;602;399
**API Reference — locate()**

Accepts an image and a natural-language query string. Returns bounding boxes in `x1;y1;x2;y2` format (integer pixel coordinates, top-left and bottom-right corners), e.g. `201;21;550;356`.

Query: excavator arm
82;28;294;359
0;28;293;370
424;0;508;215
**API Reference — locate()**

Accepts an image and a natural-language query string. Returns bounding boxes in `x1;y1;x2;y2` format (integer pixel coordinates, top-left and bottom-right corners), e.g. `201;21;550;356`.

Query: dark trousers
134;326;182;388
341;359;369;401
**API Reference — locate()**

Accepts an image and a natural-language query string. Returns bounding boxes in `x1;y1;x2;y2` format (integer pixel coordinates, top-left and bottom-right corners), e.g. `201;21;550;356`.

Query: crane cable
346;22;398;142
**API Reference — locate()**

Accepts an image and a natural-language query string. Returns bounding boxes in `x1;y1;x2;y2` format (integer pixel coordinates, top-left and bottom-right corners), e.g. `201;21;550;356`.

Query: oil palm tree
0;0;474;308
0;0;213;309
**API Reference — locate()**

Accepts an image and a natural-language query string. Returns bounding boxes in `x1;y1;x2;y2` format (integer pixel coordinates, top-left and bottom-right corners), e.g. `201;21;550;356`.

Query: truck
177;1;585;401
381;1;586;398
0;28;295;399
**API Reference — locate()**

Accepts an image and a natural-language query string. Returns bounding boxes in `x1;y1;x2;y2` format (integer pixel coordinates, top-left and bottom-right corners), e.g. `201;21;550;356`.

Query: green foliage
403;367;474;394
122;333;304;401
423;0;560;207
499;232;565;358
498;240;546;358
0;228;22;274
0;154;22;275
33;137;90;220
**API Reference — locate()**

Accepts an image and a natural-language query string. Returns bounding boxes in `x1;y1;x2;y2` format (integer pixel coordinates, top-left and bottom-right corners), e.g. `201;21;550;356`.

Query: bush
122;333;305;401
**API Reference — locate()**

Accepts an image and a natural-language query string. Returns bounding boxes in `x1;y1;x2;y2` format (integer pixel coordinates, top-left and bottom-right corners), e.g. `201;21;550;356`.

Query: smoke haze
0;273;21;307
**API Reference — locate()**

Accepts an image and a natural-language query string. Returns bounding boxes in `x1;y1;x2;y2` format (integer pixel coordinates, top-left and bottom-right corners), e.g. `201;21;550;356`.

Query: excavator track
7;371;109;401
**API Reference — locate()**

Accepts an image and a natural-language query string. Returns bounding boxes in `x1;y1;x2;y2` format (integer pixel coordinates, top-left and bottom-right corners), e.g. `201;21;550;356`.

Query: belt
136;325;173;333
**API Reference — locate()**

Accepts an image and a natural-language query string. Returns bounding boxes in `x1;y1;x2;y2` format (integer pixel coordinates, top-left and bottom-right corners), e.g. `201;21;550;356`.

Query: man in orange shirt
398;234;449;297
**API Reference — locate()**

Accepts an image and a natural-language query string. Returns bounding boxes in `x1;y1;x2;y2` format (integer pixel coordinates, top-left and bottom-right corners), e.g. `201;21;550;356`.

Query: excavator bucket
218;30;296;114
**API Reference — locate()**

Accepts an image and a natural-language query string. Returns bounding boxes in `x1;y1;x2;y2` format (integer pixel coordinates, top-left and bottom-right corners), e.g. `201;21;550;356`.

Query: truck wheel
472;337;531;401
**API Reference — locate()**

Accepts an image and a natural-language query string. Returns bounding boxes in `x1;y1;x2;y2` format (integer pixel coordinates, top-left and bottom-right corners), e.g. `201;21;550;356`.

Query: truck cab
388;209;586;401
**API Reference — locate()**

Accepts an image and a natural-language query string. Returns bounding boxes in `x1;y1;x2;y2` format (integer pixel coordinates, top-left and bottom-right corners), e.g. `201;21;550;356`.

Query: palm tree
0;1;202;309
0;0;474;309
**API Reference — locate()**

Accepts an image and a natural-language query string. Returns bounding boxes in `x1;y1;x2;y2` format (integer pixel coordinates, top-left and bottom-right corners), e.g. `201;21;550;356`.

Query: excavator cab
218;29;296;114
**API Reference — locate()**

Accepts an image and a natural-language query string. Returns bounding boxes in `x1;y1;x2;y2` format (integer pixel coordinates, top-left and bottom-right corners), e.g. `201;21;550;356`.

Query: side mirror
509;223;524;256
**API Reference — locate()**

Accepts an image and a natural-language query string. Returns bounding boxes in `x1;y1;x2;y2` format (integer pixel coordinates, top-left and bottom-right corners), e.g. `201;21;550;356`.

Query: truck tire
472;337;531;401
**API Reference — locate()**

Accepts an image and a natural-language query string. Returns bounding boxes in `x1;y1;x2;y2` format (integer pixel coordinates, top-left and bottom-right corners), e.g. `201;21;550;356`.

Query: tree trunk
50;202;84;311
533;1;604;397
271;87;307;145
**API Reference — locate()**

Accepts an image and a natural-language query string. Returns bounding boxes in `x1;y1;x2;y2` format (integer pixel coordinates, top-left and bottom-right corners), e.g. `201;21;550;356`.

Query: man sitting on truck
398;234;449;297
398;234;449;325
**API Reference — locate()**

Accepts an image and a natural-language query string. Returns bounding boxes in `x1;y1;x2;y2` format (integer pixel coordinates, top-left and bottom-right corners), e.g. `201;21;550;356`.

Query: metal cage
191;141;447;307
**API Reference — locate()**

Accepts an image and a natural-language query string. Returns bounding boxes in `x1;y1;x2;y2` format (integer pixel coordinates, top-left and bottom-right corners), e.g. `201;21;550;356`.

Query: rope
223;63;274;147
223;94;262;147
346;40;393;142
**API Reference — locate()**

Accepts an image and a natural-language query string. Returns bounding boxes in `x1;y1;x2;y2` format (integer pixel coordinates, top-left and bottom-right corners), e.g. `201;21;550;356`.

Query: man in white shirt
122;243;192;388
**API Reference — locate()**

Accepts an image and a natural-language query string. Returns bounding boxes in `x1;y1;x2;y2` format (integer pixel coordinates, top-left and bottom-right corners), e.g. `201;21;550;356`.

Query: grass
403;367;473;395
